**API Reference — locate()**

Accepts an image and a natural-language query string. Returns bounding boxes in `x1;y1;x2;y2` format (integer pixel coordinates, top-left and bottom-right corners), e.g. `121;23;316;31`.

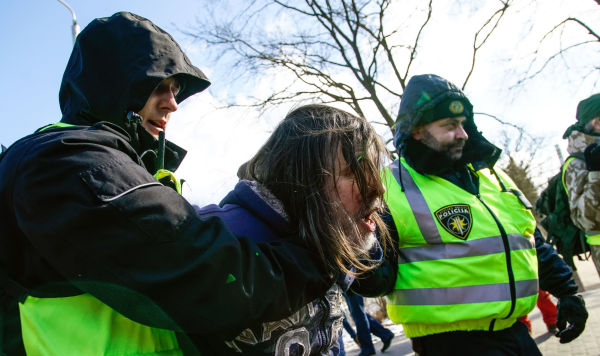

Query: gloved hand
556;294;588;343
584;143;600;171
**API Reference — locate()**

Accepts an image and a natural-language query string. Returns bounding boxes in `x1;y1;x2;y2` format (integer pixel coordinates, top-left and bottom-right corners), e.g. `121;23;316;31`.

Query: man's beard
420;129;466;161
403;136;467;176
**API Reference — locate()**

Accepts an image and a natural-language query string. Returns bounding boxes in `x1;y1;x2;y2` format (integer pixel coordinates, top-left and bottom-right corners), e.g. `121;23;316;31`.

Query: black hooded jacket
0;12;330;354
369;74;577;300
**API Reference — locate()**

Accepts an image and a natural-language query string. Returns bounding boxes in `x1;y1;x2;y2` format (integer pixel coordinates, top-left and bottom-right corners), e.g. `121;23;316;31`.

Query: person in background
195;104;391;355
0;12;335;355
338;312;361;356
562;93;600;278
343;314;359;345
371;74;588;355
343;291;394;355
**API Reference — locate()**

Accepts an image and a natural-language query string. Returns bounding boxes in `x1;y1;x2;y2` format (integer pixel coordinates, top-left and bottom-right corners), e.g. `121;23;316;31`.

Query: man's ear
591;117;600;132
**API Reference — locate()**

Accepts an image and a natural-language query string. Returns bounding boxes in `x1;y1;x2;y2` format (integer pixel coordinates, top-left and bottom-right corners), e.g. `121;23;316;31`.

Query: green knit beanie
563;93;600;138
419;97;471;126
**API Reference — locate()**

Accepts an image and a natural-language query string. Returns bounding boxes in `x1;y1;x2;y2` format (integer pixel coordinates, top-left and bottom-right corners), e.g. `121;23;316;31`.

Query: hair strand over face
244;104;391;276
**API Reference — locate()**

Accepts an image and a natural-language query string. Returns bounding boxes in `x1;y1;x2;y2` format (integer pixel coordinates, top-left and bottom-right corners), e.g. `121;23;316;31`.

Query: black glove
584;143;600;171
556;294;588;343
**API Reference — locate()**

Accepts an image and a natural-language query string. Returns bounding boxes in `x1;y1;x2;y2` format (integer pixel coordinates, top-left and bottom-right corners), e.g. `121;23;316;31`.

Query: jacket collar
567;130;598;155
94;121;187;173
220;180;292;237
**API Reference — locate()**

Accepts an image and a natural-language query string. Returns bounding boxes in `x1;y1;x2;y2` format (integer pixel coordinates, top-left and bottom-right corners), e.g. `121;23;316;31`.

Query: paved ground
342;257;600;356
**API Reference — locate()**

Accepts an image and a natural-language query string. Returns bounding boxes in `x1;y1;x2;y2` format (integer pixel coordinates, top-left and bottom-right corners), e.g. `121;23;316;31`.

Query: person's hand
584;143;600;171
556;294;588;343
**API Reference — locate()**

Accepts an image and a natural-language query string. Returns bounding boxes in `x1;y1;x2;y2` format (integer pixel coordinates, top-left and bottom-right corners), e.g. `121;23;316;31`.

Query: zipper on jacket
475;193;517;330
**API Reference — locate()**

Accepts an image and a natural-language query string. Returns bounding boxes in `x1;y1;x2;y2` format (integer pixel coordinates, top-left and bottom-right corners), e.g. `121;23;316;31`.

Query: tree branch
462;0;511;90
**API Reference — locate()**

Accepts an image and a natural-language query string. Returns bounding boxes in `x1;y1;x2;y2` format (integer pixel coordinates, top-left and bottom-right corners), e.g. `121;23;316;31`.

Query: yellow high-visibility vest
382;158;538;338
20;294;182;355
21;122;184;355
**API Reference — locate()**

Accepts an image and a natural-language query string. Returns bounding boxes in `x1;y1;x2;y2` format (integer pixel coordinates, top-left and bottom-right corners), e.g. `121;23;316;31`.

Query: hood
220;180;292;237
567;130;598;155
59;11;210;130
394;74;500;169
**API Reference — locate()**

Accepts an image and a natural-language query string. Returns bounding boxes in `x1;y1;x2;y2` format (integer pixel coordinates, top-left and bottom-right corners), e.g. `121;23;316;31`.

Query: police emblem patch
448;100;464;115
434;204;472;240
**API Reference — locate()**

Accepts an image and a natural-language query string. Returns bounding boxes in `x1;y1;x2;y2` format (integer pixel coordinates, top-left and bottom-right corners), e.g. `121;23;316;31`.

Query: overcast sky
2;0;598;205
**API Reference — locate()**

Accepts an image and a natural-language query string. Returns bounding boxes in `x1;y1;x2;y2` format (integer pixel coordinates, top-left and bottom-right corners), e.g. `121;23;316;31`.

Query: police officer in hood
0;12;332;355
370;74;588;355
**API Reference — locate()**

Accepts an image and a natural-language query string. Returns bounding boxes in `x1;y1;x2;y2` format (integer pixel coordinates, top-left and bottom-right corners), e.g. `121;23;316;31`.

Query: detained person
195;104;391;355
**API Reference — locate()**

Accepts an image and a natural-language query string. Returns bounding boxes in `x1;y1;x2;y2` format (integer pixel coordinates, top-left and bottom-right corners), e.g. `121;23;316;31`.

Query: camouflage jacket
564;130;600;235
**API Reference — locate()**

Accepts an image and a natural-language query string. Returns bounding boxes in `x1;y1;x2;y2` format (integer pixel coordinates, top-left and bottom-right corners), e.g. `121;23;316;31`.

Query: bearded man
374;74;588;356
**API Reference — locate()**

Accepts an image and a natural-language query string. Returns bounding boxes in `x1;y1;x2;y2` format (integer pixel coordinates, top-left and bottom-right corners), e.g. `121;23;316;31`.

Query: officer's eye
155;79;181;97
170;82;181;96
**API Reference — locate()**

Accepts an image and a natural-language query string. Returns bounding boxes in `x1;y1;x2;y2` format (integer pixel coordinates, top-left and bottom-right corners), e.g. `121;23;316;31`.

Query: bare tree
502;155;541;206
185;0;513;142
512;0;600;88
497;125;548;206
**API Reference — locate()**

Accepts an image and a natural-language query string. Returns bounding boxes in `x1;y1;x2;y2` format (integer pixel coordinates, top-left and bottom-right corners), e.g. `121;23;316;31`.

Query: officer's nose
456;125;468;140
161;90;178;113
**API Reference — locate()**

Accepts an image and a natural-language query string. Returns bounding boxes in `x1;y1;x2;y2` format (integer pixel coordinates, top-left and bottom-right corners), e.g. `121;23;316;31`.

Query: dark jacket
195;180;344;355
0;12;330;355
372;74;577;299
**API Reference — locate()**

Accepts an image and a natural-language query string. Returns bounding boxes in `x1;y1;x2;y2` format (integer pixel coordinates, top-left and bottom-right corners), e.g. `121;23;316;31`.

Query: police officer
377;74;588;355
0;12;332;355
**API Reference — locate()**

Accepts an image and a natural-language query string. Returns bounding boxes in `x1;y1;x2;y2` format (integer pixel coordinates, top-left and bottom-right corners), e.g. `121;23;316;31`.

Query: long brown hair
243;104;390;275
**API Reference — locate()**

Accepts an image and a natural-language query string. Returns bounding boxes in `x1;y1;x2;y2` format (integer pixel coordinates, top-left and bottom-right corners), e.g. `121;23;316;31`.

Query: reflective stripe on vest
562;157;600;245
19;294;182;355
389;162;442;244
382;159;538;338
